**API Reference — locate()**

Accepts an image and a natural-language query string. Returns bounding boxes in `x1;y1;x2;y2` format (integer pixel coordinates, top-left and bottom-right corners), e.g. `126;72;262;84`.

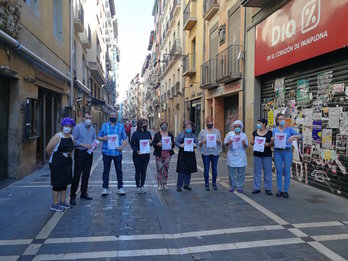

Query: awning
74;79;91;95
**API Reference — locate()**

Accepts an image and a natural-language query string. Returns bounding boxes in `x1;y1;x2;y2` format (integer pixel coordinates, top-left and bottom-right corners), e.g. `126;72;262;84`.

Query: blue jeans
274;149;293;192
102;154;123;189
253;156;272;190
177;173;191;188
228;167;245;189
202;154;219;186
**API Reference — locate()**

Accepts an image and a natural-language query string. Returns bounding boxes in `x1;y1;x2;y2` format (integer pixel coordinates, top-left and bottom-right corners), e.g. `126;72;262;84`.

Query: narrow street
1;144;348;260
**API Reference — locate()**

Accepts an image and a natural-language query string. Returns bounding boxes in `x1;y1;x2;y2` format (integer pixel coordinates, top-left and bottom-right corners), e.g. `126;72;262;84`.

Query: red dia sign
255;0;348;76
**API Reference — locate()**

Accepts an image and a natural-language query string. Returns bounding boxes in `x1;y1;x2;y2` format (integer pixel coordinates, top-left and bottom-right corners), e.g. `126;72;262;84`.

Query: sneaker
283;192;289;198
80;194;93;200
101;188;109;196
237;188;243;193
117;187;126;195
157;185;162;191
183;186;192;191
252;189;261;194
140;187;146;194
50;204;64;212
265;190;273;196
176;187;182;192
69;197;76;206
205;185;210;191
275;191;283;197
212;184;218;191
60;201;72;209
137;187;142;194
163;184;168;190
229;187;234;192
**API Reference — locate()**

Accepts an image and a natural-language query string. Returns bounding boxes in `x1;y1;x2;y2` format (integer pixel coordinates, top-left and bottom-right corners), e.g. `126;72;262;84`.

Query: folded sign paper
108;134;119;149
206;134;217;148
232;135;243;149
184;138;194;152
274;133;286;148
162;136;171;150
139;139;150;154
253;136;266;152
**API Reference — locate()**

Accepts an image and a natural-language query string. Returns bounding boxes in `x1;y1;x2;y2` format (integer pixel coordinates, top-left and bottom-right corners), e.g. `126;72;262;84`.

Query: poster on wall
296;79;309;105
336;134;348;156
332;83;345;96
340;112;348;133
275;78;285;107
303;126;312;144
313;100;323;120
329;107;341;129
317;71;333;103
303;108;313;126
312;120;322;142
311;142;321;160
268;110;274;127
322;129;332;149
303;144;312;162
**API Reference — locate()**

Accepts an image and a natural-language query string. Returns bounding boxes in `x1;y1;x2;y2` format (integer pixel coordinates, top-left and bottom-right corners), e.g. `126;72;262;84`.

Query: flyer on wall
322;129;332;149
312;120;322;142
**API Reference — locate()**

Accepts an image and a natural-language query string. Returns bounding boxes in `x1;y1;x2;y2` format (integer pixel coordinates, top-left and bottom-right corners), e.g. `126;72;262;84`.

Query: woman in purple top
271;113;302;198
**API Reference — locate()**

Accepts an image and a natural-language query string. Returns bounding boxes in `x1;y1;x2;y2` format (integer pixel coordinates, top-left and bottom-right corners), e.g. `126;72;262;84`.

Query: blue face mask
185;128;192;133
257;123;262;130
279;120;286;127
235;127;241;133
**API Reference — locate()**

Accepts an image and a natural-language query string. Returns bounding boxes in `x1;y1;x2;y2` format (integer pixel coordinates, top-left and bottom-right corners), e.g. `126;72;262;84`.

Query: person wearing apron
46;117;75;212
175;121;198;191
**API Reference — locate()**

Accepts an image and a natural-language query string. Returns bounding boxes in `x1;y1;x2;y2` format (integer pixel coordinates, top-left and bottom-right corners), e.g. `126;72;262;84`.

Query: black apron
49;135;73;187
176;136;197;173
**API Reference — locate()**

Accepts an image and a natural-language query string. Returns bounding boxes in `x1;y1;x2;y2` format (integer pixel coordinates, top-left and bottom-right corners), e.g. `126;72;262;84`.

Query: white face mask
63;127;71;134
85;119;91;126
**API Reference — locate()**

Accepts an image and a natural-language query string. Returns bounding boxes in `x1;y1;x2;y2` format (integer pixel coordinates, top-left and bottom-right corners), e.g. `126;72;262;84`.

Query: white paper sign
139;139;150;154
274;133;286;148
206;134;217;149
108;134;119;150
184;138;194;152
253;137;266;152
161;136;172;151
87;139;100;154
232;135;243;149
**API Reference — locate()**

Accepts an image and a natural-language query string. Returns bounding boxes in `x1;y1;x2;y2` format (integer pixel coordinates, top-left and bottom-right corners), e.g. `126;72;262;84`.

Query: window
23;0;39;15
24;98;41;140
228;7;240;45
53;0;63;41
82;55;86;84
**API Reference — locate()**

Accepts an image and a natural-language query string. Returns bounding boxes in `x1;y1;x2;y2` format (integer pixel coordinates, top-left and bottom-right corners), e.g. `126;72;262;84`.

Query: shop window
24;98;41;141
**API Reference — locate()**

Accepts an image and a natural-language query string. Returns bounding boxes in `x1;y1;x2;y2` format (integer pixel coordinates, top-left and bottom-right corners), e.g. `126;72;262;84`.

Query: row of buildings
124;0;348;198
0;0;120;180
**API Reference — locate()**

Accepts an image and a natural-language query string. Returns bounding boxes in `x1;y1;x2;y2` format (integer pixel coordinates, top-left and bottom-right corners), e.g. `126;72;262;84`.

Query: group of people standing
46;110;301;212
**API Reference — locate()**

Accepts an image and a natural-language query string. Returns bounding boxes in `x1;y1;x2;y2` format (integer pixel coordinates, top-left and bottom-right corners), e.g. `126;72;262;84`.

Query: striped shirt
98;122;127;156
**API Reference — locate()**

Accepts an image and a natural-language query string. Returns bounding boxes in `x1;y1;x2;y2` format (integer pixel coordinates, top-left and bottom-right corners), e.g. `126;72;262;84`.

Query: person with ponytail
271;113;302;198
46;117;75;212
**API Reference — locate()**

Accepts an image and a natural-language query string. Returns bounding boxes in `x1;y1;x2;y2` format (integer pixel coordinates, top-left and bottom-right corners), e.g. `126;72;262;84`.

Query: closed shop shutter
260;49;348;197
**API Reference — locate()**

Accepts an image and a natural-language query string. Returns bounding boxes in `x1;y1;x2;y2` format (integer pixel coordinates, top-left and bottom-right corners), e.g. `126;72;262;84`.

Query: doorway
0;78;9;180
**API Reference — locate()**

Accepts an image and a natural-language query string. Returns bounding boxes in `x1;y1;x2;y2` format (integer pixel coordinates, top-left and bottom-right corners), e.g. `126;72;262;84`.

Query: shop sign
255;0;348;76
211;80;242;98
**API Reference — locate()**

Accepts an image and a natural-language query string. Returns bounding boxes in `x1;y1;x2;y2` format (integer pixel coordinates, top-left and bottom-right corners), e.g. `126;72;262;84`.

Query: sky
114;0;154;101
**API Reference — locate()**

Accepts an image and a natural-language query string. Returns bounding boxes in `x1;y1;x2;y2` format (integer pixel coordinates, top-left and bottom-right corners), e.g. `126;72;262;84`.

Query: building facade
243;0;348;197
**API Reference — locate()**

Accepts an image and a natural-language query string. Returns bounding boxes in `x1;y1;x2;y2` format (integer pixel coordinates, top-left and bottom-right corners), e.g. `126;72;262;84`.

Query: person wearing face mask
152;121;175;190
46;117;76;212
175;121;198;191
69;112;96;205
224;120;248;193
97;111;128;196
198;117;222;191
271;113;302;198
250;118;273;196
130;119;153;193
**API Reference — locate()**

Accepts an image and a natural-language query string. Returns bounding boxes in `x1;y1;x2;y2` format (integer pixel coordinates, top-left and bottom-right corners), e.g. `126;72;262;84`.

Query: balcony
81;25;91;49
201;59;218;89
171;86;175;97
152;96;159;107
175;81;181;94
183;53;196;77
203;0;219;21
89;61;106;85
171;0;181;17
168;89;173;99
183;0;197;31
73;0;84;33
216;44;242;84
170;39;182;56
240;0;273;8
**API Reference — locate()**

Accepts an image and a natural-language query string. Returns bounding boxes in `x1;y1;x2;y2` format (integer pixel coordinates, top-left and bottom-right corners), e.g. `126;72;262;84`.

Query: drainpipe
0;29;70;82
202;16;206;126
70;0;74;108
242;7;246;126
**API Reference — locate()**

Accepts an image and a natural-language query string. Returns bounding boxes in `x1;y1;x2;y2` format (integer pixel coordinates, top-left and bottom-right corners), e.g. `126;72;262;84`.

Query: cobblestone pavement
1;143;348;261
